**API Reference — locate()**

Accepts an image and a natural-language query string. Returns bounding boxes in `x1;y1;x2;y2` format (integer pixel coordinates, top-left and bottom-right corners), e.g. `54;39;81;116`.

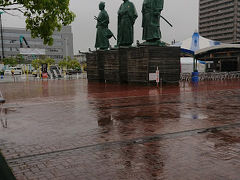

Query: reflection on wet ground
0;79;240;179
0;108;7;128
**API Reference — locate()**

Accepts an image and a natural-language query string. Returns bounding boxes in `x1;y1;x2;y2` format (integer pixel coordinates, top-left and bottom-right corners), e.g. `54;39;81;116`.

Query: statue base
140;40;166;46
87;46;180;84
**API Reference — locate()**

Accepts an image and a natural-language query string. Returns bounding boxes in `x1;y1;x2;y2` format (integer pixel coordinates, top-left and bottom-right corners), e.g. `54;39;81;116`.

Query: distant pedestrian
0;71;3;79
11;69;15;82
11;69;14;76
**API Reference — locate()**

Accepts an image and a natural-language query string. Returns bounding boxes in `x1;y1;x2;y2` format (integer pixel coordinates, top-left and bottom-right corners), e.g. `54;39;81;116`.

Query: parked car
66;69;82;75
12;67;22;75
4;67;22;75
4;70;12;76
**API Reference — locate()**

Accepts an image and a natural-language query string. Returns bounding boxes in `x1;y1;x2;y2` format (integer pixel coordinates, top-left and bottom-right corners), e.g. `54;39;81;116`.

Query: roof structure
195;44;240;56
173;32;221;56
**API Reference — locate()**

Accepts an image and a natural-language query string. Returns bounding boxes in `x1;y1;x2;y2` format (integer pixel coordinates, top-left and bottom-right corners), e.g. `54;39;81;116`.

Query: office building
0;26;73;61
199;0;240;43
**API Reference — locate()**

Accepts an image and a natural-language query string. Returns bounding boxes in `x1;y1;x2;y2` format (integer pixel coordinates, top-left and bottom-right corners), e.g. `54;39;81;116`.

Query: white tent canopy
195;44;240;55
173;32;222;55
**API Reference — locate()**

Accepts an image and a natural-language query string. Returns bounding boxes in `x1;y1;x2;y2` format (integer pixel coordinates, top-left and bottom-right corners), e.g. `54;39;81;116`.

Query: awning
195;44;240;55
172;32;222;56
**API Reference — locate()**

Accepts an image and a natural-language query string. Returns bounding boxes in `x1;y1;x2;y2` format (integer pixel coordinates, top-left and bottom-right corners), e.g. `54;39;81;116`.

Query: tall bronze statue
142;0;164;45
95;2;112;50
117;0;138;46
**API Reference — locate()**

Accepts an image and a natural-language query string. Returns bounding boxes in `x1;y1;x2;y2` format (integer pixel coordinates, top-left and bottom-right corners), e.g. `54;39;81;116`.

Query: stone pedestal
86;51;98;81
86;46;180;84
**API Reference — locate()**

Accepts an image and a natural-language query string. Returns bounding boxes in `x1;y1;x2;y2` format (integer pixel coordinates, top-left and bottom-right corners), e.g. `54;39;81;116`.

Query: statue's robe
142;0;164;41
117;0;138;46
95;9;110;50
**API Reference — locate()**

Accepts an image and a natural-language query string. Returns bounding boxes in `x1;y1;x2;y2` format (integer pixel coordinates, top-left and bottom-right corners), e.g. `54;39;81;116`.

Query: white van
5;67;22;75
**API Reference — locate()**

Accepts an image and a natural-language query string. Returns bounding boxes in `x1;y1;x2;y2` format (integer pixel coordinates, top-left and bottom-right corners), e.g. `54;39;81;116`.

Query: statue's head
99;2;105;10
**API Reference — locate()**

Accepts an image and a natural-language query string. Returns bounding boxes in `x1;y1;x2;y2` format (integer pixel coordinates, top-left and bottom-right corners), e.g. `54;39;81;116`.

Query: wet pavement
0;79;240;180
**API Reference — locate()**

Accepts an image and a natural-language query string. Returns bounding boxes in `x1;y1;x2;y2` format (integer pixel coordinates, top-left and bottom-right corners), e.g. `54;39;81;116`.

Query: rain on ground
0;79;240;180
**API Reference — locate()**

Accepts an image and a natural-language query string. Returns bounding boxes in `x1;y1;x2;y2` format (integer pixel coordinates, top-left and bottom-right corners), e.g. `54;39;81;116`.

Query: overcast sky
2;0;199;53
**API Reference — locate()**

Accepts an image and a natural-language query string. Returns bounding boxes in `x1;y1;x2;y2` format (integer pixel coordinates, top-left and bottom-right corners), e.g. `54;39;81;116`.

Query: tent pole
193;56;195;71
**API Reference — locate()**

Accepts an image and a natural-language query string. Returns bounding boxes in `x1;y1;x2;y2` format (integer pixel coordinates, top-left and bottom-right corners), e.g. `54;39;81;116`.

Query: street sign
20;48;46;55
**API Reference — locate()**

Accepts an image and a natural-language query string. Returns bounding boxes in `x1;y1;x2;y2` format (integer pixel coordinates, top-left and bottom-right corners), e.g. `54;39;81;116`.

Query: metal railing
180;71;240;81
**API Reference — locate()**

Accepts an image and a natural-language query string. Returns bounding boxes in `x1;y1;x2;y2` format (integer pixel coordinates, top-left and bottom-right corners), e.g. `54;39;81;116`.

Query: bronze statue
95;2;113;50
142;0;164;45
117;0;138;46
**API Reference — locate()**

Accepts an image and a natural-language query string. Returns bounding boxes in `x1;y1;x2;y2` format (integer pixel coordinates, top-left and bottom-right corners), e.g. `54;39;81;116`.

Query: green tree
1;0;75;45
31;57;55;69
15;54;25;64
43;58;55;65
58;58;68;69
31;59;43;69
3;57;17;66
58;57;80;70
68;59;81;70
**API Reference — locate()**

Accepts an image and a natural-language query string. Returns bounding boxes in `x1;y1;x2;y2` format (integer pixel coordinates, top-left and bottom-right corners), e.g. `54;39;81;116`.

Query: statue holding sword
94;2;115;50
142;0;172;46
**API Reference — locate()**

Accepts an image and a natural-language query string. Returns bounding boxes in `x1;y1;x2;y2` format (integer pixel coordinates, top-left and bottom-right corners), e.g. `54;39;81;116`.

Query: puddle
180;113;208;120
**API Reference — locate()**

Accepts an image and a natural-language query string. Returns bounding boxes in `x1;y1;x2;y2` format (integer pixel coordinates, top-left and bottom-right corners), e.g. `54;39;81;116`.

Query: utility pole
0;12;4;60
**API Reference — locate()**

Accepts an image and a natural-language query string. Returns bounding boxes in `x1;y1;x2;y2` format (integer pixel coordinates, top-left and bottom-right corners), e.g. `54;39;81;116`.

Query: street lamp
0;11;4;60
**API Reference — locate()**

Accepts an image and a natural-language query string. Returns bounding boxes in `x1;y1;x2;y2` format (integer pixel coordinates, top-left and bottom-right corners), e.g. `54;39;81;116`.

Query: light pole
0;11;4;60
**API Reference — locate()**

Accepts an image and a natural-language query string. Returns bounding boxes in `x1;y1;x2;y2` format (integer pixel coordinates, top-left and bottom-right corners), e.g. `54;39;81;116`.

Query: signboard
20;48;46;55
149;73;156;81
149;67;160;83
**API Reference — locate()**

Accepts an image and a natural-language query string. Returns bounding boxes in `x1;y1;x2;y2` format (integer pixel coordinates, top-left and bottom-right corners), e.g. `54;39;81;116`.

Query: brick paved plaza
0;79;240;180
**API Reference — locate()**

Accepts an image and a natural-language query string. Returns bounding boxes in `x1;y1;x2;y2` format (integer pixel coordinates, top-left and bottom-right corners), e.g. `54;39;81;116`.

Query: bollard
192;71;199;83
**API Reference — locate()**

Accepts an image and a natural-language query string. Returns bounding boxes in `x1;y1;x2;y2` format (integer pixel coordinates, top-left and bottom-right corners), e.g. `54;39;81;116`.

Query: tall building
199;0;240;43
0;26;73;61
